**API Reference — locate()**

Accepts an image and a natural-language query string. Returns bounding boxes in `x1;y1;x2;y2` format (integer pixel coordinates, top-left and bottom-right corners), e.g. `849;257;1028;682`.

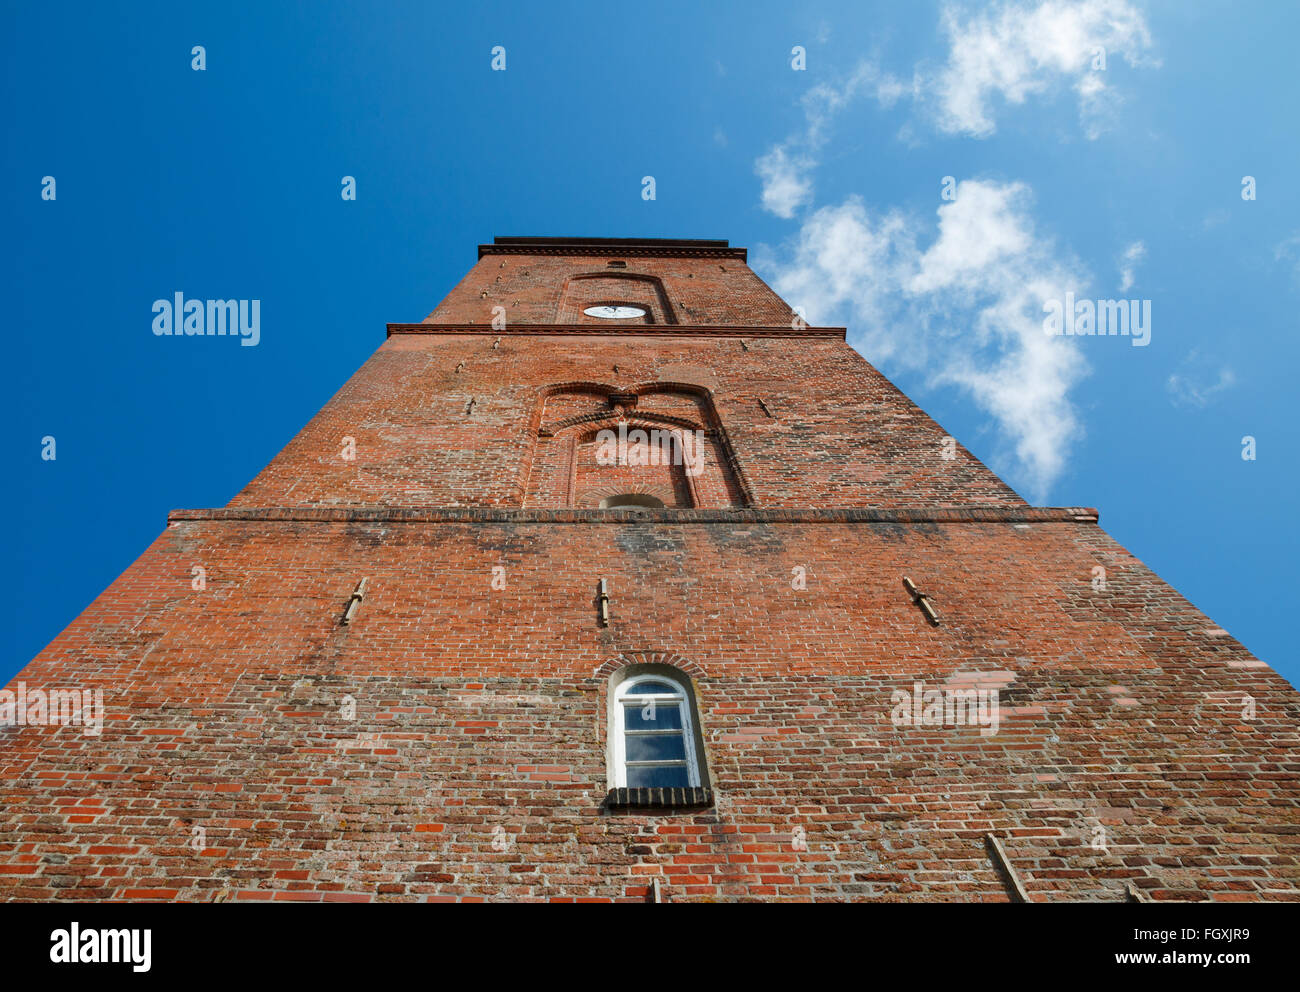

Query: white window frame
611;674;701;788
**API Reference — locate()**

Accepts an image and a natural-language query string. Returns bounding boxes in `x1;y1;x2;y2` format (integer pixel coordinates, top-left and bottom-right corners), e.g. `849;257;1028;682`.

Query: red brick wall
3;239;1296;902
2;510;1295;901
425;250;794;326
228;333;1025;510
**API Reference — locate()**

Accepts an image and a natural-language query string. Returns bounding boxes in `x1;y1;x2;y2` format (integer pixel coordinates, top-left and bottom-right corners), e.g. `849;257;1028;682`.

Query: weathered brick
1;237;1296;903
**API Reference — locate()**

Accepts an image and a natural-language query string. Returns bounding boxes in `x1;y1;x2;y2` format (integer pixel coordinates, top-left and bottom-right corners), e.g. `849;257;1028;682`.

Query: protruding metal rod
985;833;1031;903
465;397;476;416
902;576;940;625
597;578;610;627
341;577;369;626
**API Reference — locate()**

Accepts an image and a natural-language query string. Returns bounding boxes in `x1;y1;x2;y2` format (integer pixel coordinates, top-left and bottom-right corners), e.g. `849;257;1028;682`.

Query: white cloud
1118;240;1145;292
1166;350;1237;408
1275;233;1300;285
1202;208;1230;231
755;146;814;218
754;0;1154;214
933;0;1154;138
756;62;919;216
758;180;1088;501
750;3;1156;494
1074;69;1121;139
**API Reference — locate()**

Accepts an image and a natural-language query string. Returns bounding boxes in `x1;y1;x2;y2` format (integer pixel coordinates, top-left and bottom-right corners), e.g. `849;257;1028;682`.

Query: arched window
611;674;702;788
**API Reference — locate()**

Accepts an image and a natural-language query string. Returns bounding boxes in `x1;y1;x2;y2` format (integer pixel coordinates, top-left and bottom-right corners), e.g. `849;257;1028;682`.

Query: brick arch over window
557;272;678;324
519;382;755;508
577;484;676;509
594;652;708;681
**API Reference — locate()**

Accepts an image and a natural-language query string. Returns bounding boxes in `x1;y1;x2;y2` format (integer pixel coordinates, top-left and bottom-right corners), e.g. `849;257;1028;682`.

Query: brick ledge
604;787;715;810
387;323;847;338
169;506;1100;525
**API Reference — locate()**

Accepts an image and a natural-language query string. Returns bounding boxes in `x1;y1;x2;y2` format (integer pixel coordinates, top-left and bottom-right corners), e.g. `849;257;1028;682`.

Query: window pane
627;764;690;788
625;733;687;762
623;680;678;696
623;701;683;730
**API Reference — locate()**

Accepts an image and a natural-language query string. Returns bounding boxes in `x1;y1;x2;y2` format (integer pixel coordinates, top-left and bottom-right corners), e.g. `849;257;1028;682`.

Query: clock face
584;305;646;319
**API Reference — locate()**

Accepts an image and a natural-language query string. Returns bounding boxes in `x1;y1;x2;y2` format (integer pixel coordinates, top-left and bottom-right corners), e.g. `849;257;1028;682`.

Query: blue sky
3;0;1297;687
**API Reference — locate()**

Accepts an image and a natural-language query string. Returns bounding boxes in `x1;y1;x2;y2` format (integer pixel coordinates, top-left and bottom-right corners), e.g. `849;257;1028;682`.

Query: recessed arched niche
558;272;677;324
521;382;753;509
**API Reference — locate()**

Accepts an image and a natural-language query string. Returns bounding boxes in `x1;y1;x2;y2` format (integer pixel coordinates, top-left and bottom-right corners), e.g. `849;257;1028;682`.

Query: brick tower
3;236;1297;902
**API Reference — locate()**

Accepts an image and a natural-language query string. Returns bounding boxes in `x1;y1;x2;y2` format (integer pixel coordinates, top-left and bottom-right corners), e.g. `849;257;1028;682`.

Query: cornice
169;506;1100;525
478;244;748;261
387;323;847;339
